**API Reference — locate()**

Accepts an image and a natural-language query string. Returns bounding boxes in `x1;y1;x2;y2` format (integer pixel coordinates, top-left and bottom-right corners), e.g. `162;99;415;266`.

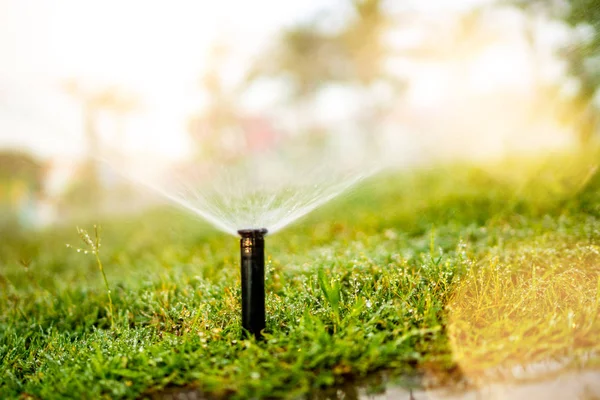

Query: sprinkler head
238;228;268;339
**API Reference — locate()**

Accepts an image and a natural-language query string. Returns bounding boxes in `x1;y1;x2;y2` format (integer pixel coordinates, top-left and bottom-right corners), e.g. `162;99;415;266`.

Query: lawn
1;150;600;399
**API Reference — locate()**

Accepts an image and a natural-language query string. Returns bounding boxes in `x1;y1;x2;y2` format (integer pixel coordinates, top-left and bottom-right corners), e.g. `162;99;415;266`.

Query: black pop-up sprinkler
237;228;268;339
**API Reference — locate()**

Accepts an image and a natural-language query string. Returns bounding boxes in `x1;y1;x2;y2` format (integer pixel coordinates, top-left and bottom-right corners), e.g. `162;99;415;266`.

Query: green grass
2;150;600;398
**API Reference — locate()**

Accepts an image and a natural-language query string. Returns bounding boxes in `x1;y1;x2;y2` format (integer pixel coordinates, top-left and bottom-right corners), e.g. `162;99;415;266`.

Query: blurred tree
247;23;339;102
0;151;43;230
564;0;600;143
188;44;245;162
513;0;600;143
245;21;341;141
336;0;407;151
396;8;500;63
63;80;139;209
93;87;140;141
339;0;396;86
64;80;139;153
246;0;403;151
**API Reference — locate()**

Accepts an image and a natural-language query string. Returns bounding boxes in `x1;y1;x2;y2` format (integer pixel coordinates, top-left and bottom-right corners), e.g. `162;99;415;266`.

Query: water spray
238;228;268;339
109;149;371;339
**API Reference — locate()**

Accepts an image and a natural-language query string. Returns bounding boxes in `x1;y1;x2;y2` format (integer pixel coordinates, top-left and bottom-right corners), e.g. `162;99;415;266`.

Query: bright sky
0;0;345;159
0;0;570;161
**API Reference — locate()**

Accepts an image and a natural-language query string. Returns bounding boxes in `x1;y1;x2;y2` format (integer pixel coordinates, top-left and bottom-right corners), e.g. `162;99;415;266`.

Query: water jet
238;228;268;339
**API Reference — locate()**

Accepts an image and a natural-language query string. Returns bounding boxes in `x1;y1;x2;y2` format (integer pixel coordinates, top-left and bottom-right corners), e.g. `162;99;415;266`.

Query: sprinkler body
238;228;268;339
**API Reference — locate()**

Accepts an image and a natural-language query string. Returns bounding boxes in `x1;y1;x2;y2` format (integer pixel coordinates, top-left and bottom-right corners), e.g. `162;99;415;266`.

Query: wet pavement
152;367;600;400
365;369;600;400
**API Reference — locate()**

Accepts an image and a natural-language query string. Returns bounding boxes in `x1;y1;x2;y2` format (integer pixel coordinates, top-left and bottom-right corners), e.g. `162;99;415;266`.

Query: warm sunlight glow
0;0;337;159
0;0;576;164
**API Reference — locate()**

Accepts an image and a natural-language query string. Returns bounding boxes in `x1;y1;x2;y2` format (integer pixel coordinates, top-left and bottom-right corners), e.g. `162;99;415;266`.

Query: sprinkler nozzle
238;228;268;339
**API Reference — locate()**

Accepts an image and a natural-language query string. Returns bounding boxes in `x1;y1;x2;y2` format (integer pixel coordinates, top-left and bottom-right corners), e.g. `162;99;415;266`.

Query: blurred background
0;0;597;230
